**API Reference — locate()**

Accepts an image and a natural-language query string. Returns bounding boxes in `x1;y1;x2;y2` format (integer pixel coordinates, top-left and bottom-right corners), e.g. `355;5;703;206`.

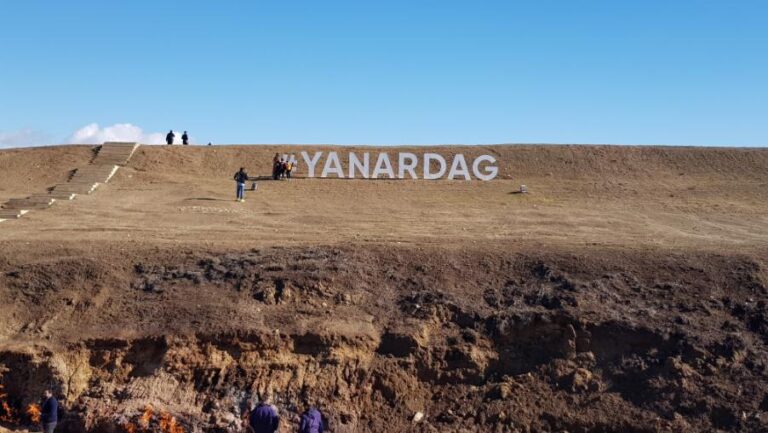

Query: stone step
44;191;77;200
3;198;55;209
57;181;99;186
63;180;101;185
97;143;139;163
72;166;119;182
3;198;55;207
72;172;117;179
98;152;134;156
99;143;139;152
96;156;132;161
98;154;131;157
52;183;100;194
96;152;133;157
95;158;131;166
8;196;56;204
96;151;135;157
74;165;118;172
102;141;138;147
0;209;29;219
95;159;130;165
70;177;107;183
97;149;135;153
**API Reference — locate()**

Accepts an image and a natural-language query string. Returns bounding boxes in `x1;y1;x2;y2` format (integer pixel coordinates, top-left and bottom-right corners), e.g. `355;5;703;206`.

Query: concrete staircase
0;142;140;223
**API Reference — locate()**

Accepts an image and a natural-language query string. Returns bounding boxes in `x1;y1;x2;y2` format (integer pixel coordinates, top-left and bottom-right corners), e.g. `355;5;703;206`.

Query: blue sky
0;1;766;147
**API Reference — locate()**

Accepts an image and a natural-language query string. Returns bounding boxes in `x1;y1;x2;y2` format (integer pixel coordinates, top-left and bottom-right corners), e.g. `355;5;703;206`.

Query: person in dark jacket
165;130;175;145
182;131;189;145
248;397;279;433
40;389;58;433
272;153;281;179
233;168;248;202
298;406;324;433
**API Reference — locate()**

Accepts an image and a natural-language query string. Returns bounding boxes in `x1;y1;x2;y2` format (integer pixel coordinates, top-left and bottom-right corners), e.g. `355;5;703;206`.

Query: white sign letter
372;153;395;179
282;154;299;166
398;152;418;179
423;153;447;180
321;151;345;178
472;155;498;181
301;151;323;178
349;152;370;179
447;154;472;180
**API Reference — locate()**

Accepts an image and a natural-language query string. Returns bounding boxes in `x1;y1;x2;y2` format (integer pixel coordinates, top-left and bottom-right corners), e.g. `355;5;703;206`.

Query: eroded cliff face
1;246;768;432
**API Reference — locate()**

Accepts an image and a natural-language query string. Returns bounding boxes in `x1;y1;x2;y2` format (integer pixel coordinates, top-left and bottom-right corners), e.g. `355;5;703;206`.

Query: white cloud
0;128;51;149
68;123;175;145
1;123;193;148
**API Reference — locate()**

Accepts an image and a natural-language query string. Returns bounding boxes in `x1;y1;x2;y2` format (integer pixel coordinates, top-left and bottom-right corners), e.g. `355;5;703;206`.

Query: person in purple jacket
298;406;325;433
248;395;280;433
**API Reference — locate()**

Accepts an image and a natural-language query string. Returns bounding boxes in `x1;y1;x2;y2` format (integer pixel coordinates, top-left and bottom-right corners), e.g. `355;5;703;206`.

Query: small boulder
560;367;600;393
413;411;425;423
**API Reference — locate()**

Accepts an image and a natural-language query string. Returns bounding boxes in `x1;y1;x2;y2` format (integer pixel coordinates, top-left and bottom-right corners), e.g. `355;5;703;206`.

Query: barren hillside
1;144;767;433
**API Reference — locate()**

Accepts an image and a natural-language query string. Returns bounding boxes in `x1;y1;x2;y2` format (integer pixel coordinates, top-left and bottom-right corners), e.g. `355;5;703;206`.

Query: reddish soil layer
0;245;767;432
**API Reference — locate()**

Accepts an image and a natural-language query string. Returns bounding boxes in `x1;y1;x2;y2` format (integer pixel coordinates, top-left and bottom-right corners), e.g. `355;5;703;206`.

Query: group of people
272;153;294;180
165;130;190;145
232;153;296;202
248;397;325;433
33;390;324;433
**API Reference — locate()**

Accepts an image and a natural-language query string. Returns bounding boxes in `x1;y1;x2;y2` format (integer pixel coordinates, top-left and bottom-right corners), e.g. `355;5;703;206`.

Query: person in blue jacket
248;395;279;433
298;405;325;433
40;389;58;433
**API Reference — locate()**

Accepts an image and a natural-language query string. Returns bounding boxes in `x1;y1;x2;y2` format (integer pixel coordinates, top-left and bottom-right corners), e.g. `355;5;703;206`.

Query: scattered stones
559;367;601;393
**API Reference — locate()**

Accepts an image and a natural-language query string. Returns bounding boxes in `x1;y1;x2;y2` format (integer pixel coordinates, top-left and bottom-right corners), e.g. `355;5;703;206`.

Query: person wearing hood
298;405;325;433
248;394;280;433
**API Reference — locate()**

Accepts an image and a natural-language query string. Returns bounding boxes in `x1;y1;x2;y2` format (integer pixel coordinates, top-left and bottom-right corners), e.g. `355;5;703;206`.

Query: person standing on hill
165;130;175;145
233;167;249;202
182;131;189;145
40;389;58;433
272;153;281;179
248;395;280;433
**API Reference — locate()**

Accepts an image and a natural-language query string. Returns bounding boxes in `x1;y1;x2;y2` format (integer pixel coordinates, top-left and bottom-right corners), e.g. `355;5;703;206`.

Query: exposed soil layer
1;245;768;433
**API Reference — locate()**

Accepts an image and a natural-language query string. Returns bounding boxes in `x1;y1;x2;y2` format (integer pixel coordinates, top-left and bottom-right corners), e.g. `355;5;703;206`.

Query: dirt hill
2;144;768;250
1;144;767;433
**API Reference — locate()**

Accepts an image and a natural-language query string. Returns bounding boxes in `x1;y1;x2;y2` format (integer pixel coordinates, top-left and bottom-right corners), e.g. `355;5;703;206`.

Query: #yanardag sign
286;151;499;181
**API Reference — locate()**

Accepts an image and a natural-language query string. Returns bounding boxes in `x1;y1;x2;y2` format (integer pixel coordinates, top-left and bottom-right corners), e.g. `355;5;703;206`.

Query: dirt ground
1;144;767;433
2;144;768;250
